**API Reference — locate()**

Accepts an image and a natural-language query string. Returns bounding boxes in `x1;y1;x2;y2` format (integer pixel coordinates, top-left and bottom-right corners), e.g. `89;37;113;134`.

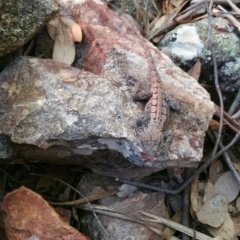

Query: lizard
80;21;172;159
133;29;170;160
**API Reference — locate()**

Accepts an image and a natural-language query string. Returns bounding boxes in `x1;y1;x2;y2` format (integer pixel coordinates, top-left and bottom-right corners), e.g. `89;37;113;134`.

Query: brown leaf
236;196;240;212
187;58;201;81
207;213;236;239
61;17;82;42
209;160;224;184
233;162;240;173
48;17;82;43
162;0;169;14
150;13;176;43
191;177;204;214
209;119;220;130
149;0;190;41
162;210;182;239
171;0;186;7
203;181;213;203
47;17;82;65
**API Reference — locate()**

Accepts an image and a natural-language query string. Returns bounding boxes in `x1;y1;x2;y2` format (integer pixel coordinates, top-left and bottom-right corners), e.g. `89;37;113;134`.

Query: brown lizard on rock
133;30;171;160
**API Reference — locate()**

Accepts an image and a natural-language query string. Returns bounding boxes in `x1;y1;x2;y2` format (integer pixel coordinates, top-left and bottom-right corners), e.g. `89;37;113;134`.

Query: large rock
0;0;215;178
0;0;58;57
1;186;90;240
158;17;240;93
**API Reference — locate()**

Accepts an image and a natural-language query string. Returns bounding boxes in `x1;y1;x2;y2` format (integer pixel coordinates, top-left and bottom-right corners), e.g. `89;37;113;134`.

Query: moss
195;19;240;60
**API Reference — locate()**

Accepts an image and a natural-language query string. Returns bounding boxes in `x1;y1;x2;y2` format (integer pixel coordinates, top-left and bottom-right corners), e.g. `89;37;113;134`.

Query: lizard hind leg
165;95;180;112
135;116;144;133
135;99;152;133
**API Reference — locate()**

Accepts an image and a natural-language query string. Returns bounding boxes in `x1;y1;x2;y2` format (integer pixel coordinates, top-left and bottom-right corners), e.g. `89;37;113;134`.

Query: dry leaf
207;213;236;239
162;0;169;14
203;181;214;203
48;17;82;43
236;196;240;212
228;203;239;217
190;177;203;221
209;160;224;184
187;58;201;81
213;171;240;203
149;0;190;41
196;194;228;228
47;17;82;65
232;210;240;237
191;177;204;214
52;21;75;65
171;0;186;7
233;162;240;173
209;119;220;130
168;3;175;12
151;14;175;42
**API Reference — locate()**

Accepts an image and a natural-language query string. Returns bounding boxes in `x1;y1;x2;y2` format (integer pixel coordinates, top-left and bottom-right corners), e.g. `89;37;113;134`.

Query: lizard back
137;32;169;157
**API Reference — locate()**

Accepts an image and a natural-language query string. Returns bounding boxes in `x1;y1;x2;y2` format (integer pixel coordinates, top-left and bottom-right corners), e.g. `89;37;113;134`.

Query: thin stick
227;0;240;14
79;204;213;240
205;0;224;156
182;168;193;240
140;211;214;240
121;0;126;15
213;132;240;183
214;104;240;133
144;0;150;36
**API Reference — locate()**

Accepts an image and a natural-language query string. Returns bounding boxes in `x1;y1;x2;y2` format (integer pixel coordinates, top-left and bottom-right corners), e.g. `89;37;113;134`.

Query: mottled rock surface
0;0;215;178
158;17;240;93
1;186;90;240
0;0;58;57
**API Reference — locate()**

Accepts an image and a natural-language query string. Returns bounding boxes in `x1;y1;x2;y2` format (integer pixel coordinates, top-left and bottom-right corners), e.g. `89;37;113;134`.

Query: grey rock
0;135;16;159
0;50;214;177
158;17;240;92
0;0;215;178
0;0;58;57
